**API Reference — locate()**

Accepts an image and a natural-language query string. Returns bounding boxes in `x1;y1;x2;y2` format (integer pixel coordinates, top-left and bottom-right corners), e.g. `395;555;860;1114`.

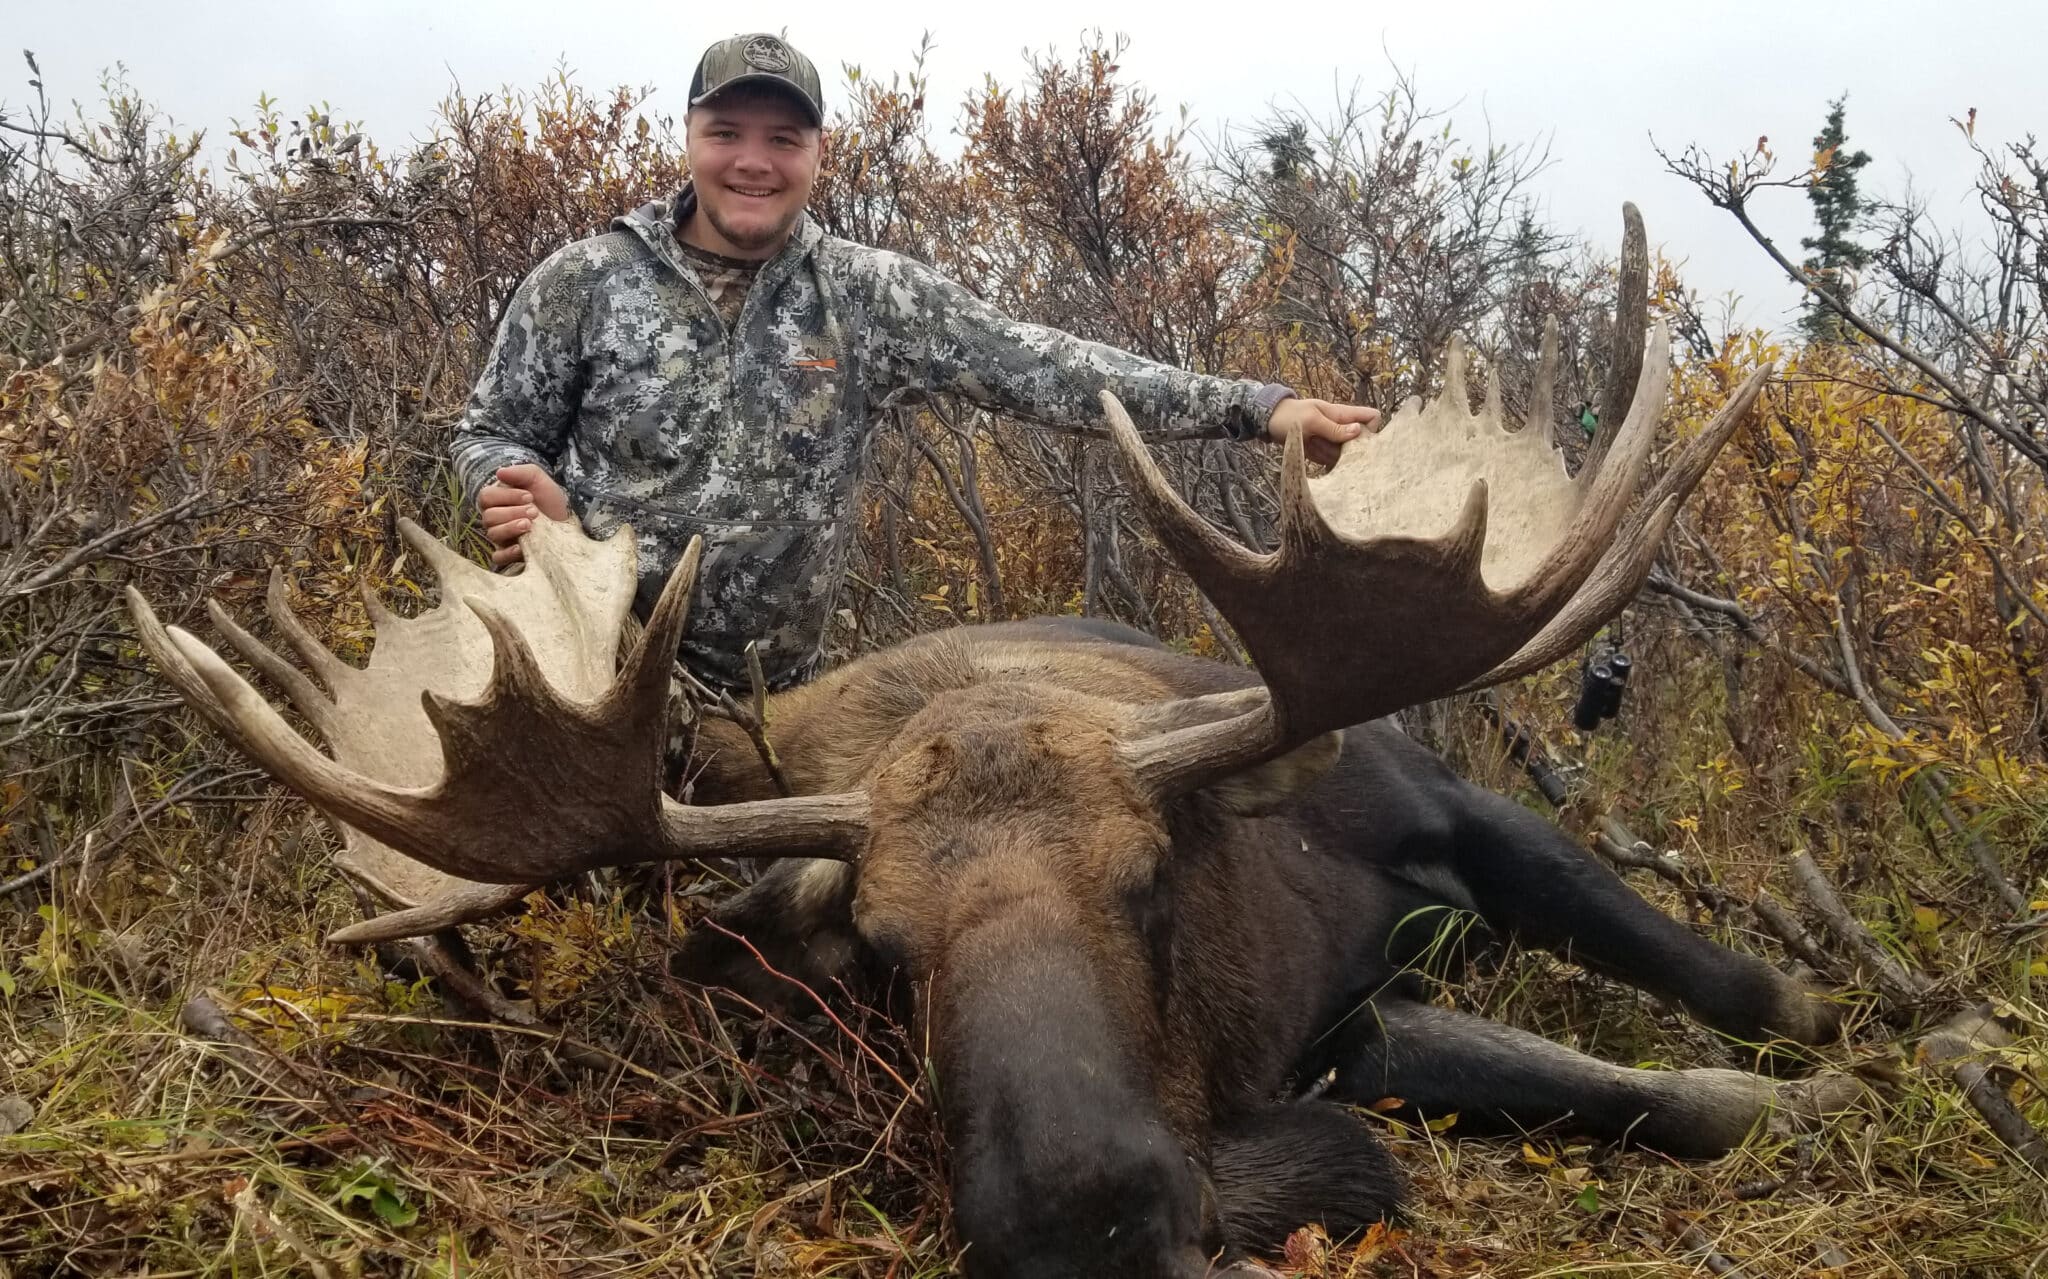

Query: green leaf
372;1187;419;1227
1574;1184;1600;1212
331;1159;418;1227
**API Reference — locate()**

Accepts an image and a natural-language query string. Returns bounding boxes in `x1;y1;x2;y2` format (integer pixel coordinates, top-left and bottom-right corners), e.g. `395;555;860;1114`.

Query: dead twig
1920;1006;2048;1177
1482;699;1734;916
176;993;328;1124
1785;850;1932;1012
334;1011;710;1112
0;1132;361;1192
1749;890;1837;977
1673;1220;1760;1278
401;932;542;1027
1780;853;2048;1177
230;1179;338;1279
687;653;793;799
0;764;265;898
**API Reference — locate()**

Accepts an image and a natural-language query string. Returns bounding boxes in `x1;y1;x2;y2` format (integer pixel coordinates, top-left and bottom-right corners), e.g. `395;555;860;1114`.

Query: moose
127;207;1859;1278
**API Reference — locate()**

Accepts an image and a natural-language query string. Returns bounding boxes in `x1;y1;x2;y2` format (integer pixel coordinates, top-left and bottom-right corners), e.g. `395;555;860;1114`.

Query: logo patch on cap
742;35;793;73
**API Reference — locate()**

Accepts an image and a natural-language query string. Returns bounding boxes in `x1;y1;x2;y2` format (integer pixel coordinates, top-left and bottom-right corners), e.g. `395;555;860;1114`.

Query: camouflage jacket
451;186;1293;691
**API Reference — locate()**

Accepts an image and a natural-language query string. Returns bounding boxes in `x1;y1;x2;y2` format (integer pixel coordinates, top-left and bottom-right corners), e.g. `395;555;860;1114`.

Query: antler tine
1106;389;1272;592
633;537;870;862
132;593;381;879
205;598;334;733
1441;334;1471;416
1466;360;1773;688
654;791;872;864
1590;201;1651;468
360;578;397;628
265;569;352;693
616;533;703;708
398;514;497;595
127;587;234;730
421;594;561;765
164;622;424;851
1506;322;1672;618
1640;361;1774;511
325;882;537;946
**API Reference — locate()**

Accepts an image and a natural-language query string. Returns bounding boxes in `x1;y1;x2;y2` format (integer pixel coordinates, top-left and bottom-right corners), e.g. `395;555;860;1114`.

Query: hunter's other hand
477;463;570;566
1265;398;1382;468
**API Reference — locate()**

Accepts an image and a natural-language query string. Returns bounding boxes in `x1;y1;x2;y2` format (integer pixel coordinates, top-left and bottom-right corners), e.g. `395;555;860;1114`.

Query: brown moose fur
673;619;1847;1278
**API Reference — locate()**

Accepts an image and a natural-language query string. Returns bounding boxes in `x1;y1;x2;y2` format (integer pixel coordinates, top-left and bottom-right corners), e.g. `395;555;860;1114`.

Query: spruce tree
1259;122;1312;183
1798;95;1873;343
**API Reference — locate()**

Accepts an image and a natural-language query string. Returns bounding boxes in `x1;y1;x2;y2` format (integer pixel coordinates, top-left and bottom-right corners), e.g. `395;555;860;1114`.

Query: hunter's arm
861;250;1291;440
449;245;597;508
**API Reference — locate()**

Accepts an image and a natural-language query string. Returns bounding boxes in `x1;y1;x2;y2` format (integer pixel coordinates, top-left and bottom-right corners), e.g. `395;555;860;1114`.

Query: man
452;32;1379;696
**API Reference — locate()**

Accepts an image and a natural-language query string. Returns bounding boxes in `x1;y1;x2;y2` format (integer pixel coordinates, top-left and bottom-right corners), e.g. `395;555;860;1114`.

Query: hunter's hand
478;463;571;567
1265;397;1382;467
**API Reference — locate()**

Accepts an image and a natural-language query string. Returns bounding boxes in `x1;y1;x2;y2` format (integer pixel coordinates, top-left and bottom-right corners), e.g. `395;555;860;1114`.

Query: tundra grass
4;700;2046;1278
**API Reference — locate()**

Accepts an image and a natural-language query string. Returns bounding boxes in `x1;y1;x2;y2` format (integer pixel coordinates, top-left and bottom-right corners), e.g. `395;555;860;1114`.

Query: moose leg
1423;779;1838;1047
1322;999;1861;1157
1209;1101;1402;1252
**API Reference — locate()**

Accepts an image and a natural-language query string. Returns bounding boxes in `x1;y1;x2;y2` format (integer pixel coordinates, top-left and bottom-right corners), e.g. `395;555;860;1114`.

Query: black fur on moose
126;207;1856;1278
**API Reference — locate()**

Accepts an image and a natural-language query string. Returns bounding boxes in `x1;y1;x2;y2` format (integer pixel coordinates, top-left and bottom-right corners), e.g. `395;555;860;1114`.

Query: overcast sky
10;1;2038;334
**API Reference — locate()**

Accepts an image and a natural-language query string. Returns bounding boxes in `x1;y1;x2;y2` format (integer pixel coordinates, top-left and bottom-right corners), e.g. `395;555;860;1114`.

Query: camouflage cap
689;33;824;126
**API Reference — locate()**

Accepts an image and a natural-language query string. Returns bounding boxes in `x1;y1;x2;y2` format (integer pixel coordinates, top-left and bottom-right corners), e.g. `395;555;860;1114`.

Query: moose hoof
1766;1072;1870;1137
1760;979;1850;1047
1921;1002;2019;1060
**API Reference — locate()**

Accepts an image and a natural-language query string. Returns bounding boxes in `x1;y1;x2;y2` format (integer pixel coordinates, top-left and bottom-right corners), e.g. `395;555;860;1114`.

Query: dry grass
2;803;950;1277
4;752;2045;1279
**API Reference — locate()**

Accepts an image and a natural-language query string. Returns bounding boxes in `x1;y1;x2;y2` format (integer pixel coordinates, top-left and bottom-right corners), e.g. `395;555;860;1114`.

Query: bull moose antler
125;514;867;945
1109;205;1770;798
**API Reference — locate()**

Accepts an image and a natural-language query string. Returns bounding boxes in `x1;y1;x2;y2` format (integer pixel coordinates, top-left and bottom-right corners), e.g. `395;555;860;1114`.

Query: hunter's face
684;92;820;259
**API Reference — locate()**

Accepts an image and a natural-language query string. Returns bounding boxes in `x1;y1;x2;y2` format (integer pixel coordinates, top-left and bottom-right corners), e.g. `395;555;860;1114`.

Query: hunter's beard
704;201;799;255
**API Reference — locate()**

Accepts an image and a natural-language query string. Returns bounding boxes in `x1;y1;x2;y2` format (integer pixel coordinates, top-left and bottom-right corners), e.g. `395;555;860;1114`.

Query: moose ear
1201;730;1344;816
671;859;862;1013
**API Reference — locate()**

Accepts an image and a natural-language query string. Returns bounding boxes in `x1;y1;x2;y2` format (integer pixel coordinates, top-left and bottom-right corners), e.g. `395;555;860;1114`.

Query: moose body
674;618;1843;1277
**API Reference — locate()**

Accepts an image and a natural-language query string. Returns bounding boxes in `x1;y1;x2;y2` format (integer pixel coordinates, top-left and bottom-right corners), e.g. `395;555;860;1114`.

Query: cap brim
690;74;823;126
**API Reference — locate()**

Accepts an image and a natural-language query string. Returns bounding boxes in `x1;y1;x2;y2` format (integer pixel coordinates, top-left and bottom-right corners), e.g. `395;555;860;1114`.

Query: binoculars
1572;651;1631;731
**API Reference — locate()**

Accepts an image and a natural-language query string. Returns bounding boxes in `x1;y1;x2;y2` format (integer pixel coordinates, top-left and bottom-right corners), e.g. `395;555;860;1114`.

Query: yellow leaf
1424;1111;1459;1133
1521;1142;1556;1166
